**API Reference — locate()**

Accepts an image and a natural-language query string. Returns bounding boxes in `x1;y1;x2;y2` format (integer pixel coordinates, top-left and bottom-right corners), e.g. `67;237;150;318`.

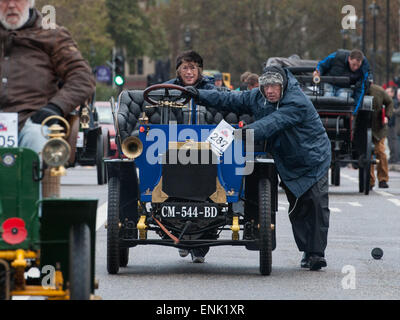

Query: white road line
388;198;400;207
96;202;108;230
374;190;394;197
341;173;358;183
349;202;362;207
330;207;342;213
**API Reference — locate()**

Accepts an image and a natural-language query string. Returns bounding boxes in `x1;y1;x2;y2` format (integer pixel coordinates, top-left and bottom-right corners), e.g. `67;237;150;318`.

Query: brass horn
121;136;143;159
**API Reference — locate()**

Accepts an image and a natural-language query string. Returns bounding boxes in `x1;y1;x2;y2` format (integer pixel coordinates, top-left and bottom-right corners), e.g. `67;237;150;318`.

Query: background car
95;101;119;160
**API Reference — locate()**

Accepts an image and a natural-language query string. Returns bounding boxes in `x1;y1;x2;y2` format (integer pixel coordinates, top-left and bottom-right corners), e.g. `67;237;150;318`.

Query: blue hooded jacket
197;68;331;198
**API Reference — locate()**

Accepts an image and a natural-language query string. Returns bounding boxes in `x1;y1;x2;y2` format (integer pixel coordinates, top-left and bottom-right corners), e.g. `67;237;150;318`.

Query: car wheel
96;132;105;185
119;248;129;267
258;178;272;276
107;176;120;274
69;223;91;300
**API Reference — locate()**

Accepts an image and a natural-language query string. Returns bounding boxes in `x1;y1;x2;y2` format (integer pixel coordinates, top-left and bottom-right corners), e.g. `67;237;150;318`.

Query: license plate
0;113;18;147
160;204;219;218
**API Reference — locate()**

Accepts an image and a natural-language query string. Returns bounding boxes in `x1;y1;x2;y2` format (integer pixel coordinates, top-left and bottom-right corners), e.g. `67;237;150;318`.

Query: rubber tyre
119;248;129;267
96;132;105;185
359;128;372;195
69;223;91;300
359;166;365;193
107;176;120;274
331;162;340;186
102;133;110;184
0;263;10;300
258;178;272;276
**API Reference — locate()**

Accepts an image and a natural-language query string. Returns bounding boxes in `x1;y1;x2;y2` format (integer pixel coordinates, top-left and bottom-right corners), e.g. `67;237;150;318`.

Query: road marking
96;201;108;230
387;198;400;207
330;207;342;213
349;202;362;207
341;173;358;183
375;190;393;197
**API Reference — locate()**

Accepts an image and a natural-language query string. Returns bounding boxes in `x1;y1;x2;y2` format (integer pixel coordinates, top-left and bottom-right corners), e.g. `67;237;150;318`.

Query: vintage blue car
105;84;278;275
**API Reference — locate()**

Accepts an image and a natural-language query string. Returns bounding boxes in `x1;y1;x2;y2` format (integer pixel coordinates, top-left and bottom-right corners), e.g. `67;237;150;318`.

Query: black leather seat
117;90;255;141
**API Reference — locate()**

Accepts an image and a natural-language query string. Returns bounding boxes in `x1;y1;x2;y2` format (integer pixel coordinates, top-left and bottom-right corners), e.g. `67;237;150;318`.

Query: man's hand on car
183;86;199;101
31;103;64;125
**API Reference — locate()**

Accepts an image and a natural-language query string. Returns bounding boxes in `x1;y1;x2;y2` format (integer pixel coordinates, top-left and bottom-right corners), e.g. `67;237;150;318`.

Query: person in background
313;49;371;114
386;86;400;164
245;73;259;90
214;72;224;87
393;89;400;164
0;0;95;197
235;71;251;91
368;84;393;189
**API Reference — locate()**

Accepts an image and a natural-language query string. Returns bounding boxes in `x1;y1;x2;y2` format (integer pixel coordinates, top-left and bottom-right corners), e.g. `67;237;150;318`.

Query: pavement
389;163;400;172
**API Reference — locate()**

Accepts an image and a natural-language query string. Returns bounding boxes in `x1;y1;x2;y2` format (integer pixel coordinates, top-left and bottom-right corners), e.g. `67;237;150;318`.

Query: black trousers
283;172;330;257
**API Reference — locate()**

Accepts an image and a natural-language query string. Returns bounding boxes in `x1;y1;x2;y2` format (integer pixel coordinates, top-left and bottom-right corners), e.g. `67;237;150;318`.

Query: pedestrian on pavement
0;0;95;196
184;65;331;271
313;49;372;114
394;90;400;162
368;84;394;189
386;87;400;164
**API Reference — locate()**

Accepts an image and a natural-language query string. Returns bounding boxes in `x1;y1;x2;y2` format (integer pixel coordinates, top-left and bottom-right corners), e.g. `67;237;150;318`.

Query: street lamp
184;27;192;50
369;1;380;76
340;29;349;49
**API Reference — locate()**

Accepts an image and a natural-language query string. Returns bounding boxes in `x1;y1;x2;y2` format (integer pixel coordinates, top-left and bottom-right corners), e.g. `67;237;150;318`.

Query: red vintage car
95;101;119;159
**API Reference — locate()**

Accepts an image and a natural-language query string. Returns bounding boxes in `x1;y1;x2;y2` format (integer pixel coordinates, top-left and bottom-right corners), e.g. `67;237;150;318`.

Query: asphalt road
60;166;400;300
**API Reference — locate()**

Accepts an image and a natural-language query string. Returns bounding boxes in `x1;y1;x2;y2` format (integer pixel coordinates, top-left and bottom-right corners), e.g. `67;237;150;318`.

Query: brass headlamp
41;116;71;176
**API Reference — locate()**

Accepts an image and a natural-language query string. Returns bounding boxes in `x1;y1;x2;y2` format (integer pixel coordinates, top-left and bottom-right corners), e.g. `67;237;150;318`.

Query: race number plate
0;113;18;147
206;119;234;155
76;132;84;147
160;204;219;219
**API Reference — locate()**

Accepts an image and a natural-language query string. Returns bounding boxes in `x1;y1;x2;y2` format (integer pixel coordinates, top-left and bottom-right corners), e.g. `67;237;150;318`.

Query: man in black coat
184;65;331;270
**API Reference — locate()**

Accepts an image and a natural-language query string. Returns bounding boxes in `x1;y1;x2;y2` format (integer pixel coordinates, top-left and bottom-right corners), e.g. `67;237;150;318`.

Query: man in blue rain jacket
184;65;331;270
313;49;371;114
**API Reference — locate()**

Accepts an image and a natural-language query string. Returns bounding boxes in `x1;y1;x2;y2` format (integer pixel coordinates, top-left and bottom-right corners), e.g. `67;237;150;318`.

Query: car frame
0;116;99;300
105;83;278;276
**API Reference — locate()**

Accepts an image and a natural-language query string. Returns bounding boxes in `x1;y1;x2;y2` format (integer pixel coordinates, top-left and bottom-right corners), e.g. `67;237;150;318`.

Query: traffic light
114;54;125;87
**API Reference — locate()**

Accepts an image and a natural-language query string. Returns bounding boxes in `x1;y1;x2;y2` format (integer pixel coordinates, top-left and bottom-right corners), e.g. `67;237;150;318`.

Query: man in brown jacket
0;0;95;197
368;83;394;189
0;0;95;150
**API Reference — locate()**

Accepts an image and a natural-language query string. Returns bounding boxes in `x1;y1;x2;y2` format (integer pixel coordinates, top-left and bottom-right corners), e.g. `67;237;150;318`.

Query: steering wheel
143;84;191;106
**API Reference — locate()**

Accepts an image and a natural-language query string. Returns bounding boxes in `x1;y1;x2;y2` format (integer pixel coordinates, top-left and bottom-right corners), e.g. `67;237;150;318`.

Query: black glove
183;86;199;101
31;103;64;125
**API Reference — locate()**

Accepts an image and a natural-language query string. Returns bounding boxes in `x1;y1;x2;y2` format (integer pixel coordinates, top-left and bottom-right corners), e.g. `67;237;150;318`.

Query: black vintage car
266;56;375;194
